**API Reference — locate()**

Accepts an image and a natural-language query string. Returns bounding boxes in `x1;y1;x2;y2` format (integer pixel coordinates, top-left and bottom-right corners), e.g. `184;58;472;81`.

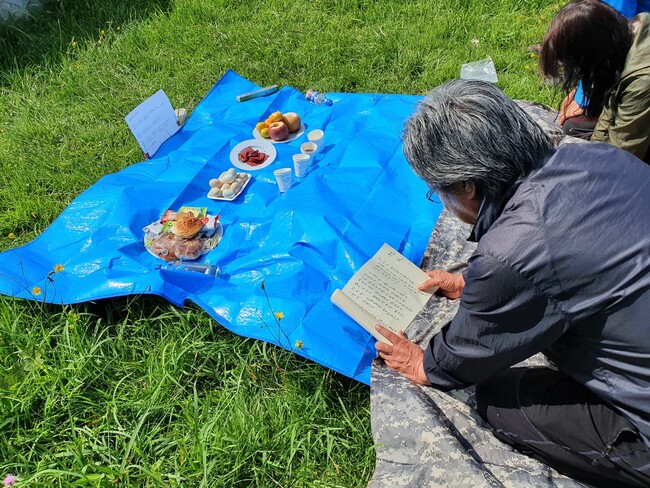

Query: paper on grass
331;243;435;344
125;89;180;159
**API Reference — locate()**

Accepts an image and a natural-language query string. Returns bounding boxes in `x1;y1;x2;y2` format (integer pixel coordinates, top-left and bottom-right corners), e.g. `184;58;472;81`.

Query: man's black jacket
423;143;650;446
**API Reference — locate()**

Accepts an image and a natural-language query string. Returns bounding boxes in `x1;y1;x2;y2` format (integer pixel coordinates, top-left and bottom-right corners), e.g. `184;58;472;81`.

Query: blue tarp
0;70;442;384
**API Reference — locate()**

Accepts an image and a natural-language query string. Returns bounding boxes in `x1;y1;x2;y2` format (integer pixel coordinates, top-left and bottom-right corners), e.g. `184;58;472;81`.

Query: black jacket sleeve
423;253;571;391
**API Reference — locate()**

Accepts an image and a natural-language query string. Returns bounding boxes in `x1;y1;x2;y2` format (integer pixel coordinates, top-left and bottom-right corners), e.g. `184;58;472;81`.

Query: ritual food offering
207;169;251;201
171;217;204;239
267;121;289;142
238;146;269;166
229;139;276;171
253;111;304;143
143;206;222;262
300;142;317;155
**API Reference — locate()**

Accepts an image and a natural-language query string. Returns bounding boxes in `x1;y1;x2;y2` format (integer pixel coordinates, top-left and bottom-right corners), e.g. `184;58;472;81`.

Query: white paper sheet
125;89;180;159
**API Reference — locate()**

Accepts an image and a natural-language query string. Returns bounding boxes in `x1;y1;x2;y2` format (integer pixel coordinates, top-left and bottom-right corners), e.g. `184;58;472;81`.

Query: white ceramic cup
292;154;311;178
273;168;293;192
307;129;324;152
300;142;318;155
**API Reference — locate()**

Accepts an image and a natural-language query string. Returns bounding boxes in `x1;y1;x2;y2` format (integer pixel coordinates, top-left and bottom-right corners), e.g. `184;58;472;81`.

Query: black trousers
475;368;650;488
561;115;598;140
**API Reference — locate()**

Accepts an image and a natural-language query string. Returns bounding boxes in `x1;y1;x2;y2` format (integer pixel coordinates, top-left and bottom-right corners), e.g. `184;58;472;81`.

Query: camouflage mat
368;103;591;487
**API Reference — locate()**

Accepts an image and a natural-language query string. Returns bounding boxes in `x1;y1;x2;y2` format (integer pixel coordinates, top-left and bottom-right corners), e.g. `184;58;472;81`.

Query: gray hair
403;80;552;201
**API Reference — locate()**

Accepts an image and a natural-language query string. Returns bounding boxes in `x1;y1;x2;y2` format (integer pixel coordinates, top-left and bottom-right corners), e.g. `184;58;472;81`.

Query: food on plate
281;112;302;133
151;234;180;261
221;172;236;184
238;146;269;166
268;121;289;141
152;233;206;262
171;216;205;239
207;171;251;200
209;178;222;188
255;111;302;139
144;206;220;262
265;111;284;126
176;210;194;220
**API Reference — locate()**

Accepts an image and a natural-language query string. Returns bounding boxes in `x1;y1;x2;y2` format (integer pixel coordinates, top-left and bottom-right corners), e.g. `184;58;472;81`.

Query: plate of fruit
253;111;305;143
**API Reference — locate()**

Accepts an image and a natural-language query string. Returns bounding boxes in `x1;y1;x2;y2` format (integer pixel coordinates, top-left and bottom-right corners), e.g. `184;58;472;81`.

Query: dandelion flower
8;233;15;239
101;29;106;36
295;340;303;350
32;286;41;296
72;41;77;48
275;312;284;320
3;474;16;486
54;264;64;273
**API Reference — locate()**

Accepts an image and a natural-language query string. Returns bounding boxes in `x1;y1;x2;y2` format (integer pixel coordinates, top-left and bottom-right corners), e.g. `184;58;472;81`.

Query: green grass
0;0;563;485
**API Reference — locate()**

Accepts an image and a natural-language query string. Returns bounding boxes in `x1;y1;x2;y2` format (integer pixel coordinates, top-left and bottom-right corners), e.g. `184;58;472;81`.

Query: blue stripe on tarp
0;70;442;384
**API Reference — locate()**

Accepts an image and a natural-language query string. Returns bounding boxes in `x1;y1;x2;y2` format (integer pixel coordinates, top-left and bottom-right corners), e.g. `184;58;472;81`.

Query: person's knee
475;375;501;422
475;368;530;423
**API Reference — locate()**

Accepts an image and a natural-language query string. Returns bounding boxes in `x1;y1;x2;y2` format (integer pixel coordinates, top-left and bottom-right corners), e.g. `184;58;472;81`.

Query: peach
282;112;301;133
267;121;289;141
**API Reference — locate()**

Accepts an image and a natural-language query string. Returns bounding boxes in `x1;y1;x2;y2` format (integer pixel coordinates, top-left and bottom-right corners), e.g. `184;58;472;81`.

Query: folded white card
125;89;180;159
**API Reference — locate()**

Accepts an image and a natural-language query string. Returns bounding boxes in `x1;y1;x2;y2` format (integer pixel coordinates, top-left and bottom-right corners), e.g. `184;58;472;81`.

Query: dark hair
540;0;633;117
403;80;552;202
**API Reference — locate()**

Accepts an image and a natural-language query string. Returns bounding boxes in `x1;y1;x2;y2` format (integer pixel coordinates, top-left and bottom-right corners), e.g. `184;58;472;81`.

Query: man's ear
460;180;478;200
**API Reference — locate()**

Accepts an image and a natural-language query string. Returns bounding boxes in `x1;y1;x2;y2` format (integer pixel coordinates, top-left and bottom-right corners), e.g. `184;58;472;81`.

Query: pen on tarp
445;262;469;274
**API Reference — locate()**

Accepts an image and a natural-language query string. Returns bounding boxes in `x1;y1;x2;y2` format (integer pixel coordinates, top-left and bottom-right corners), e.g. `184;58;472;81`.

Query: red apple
282;112;302;133
268;121;289;141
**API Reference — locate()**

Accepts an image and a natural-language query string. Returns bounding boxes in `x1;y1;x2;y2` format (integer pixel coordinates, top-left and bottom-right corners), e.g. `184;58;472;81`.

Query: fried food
171;217;204;239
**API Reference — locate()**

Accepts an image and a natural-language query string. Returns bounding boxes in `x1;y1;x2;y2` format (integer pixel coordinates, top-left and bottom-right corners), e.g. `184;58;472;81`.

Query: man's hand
375;325;431;385
560;89;584;125
418;269;465;299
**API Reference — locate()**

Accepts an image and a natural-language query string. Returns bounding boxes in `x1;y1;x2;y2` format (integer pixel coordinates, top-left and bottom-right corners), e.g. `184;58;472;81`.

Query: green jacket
592;13;650;163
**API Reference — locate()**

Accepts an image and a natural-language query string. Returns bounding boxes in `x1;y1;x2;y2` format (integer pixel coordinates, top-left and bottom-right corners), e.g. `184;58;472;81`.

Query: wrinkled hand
559;90;584;125
418;269;465;299
375;325;430;385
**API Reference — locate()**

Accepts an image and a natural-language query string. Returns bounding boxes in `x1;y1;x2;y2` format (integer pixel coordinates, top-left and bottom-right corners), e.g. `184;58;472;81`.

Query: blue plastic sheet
0;71;442;384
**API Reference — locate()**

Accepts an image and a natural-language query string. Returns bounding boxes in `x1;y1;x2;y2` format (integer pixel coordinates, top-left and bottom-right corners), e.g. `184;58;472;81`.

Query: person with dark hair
540;0;650;162
376;79;650;487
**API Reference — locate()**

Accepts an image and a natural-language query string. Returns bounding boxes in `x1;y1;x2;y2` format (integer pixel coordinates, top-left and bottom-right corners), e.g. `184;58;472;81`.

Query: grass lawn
0;0;563;485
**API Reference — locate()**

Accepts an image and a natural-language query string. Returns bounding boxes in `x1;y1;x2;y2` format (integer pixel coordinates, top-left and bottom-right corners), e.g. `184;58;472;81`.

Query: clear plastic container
460;58;498;83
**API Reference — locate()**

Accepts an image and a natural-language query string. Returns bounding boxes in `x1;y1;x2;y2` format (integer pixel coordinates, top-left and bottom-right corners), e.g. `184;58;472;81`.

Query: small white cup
273;168;293;192
292;154;311;178
300;142;318;155
307;129;325;153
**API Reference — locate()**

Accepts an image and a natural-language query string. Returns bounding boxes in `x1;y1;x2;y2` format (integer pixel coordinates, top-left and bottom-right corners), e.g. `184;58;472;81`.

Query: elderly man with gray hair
375;80;650;487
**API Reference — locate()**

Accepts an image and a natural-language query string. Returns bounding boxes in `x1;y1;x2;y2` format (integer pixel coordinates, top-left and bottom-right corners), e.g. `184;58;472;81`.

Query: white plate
229;139;276;171
253;123;305;144
207;173;252;201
